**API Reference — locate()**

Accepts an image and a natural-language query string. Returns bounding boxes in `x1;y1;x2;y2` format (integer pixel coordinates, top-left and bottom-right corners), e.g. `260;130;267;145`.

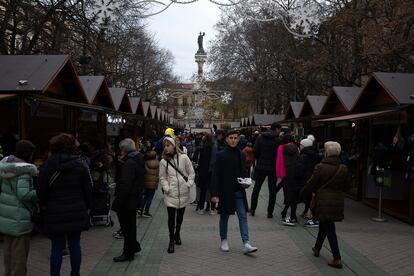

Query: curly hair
49;133;79;154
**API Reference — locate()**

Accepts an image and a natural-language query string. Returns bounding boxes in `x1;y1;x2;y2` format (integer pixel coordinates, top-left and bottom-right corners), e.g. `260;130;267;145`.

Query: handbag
22;171;60;231
310;165;343;209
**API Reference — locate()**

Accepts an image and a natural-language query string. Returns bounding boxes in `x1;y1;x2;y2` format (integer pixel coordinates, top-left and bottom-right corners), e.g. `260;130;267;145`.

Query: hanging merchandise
383;167;392;188
392;126;405;151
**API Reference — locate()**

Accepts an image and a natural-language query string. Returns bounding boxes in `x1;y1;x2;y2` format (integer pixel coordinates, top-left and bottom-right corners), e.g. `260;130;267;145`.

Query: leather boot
328;259;343;269
174;233;182;245
167;240;175;253
312;247;320;257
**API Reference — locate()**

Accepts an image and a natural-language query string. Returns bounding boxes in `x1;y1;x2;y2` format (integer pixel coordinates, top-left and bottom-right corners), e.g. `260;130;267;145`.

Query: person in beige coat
159;137;195;254
138;150;160;218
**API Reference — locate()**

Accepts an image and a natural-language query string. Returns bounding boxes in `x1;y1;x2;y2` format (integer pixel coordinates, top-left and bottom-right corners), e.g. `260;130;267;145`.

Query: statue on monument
197;32;205;53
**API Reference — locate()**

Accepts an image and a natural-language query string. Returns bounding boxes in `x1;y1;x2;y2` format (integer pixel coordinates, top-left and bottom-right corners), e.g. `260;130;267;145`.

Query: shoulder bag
310;165;343;209
22;171;60;231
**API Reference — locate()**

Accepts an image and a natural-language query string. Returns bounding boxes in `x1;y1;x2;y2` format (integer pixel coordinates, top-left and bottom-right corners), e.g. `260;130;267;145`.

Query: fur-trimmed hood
0;155;37;179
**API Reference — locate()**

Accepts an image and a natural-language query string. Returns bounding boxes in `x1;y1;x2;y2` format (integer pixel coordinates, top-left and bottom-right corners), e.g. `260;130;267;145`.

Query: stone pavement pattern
1;184;414;275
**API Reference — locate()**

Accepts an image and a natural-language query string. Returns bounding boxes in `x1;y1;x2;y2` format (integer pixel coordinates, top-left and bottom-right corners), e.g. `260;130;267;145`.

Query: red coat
242;146;255;168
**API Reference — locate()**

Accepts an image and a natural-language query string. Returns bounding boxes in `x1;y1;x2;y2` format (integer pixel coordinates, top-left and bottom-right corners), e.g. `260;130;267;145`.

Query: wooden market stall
320;72;414;223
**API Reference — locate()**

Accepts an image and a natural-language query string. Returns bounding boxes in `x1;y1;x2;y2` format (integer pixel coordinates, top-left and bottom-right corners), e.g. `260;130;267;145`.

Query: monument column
195;32;207;83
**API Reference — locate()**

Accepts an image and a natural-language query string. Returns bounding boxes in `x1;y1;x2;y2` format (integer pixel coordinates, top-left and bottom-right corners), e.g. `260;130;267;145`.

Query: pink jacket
276;144;286;179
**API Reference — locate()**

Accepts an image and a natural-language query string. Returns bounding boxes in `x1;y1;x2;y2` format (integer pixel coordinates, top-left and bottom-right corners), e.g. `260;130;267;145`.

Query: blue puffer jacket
0;156;38;236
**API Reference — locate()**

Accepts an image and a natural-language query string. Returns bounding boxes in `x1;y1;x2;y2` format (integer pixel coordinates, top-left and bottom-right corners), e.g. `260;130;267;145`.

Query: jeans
250;169;277;215
315;221;341;260
141;189;156;212
219;191;249;243
50;232;81;276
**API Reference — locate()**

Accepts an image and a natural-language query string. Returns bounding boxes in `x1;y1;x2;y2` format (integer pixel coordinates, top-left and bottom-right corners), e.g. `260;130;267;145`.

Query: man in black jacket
112;138;145;262
250;122;282;218
211;130;258;254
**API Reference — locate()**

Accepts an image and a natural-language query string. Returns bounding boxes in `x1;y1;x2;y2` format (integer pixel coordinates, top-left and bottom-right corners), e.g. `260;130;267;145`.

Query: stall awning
318;108;401;122
0;94;16;101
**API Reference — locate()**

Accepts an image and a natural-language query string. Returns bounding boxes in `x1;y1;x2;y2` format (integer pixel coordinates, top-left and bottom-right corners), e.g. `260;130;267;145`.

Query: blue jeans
219;191;249;243
50;232;81;276
141;189;156;211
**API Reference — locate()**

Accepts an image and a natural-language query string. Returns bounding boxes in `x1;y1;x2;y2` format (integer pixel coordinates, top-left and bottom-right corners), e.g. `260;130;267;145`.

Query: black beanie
14;140;36;162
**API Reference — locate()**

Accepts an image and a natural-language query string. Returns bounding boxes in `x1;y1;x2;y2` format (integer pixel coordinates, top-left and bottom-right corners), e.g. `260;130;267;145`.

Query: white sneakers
220;240;258;254
220;239;230;252
243;242;258;254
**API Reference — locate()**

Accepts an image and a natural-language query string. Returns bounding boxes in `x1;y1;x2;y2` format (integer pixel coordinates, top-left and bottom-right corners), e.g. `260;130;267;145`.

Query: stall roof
320;86;362;115
141;101;150;117
108;88;132;112
230;121;241;128
150;105;157;119
318;107;402;122
353;72;414;111
0;55;87;103
285;102;304;119
299;96;327;117
79;76;104;104
129;97;141;114
251;114;285;126
157;108;161;120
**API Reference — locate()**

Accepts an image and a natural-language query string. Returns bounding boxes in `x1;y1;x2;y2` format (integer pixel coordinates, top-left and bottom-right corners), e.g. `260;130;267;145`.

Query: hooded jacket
159;153;195;209
253;130;281;171
0;156;38;236
37;153;92;235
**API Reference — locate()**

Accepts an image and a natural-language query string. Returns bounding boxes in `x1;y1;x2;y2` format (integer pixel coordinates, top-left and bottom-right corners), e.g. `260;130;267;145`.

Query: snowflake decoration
213;111;220;118
178;110;185;117
157;89;169;102
90;0;121;27
220;92;232;104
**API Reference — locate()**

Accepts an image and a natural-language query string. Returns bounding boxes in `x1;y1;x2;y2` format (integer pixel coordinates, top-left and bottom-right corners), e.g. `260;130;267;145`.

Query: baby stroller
89;162;114;227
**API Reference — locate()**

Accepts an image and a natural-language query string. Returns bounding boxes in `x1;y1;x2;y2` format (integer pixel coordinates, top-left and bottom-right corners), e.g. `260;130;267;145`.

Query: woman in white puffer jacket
159;136;195;254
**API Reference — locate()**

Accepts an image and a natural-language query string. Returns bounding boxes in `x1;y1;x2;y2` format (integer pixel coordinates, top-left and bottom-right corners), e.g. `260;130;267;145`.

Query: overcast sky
146;1;221;82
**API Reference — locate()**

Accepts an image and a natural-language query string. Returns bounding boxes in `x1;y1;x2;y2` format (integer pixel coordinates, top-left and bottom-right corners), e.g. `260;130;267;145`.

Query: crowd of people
0;123;350;275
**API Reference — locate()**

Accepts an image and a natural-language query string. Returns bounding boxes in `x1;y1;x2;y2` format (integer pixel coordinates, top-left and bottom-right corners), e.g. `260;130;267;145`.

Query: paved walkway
1;184;414;275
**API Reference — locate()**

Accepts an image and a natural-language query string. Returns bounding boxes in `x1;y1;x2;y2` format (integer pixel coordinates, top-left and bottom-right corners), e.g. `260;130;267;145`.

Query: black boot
174;232;182;245
167;240;175;253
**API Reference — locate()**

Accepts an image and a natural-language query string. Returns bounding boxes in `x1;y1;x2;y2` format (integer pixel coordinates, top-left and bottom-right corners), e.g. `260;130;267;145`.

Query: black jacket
197;143;213;189
281;143;300;205
37;153;92;235
211;146;248;215
253;130;280;172
112;151;145;211
297;146;319;188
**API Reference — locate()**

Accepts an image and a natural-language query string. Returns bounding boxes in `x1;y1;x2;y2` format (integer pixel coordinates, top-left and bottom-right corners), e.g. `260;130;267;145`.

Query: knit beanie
300;138;313;148
163;136;176;147
307;134;315;142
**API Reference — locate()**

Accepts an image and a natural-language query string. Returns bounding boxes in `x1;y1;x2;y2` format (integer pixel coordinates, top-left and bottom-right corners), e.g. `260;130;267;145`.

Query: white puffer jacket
159;153;195;209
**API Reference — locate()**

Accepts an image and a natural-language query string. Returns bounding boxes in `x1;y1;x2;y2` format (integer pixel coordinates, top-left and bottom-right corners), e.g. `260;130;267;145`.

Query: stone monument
195;32;207;82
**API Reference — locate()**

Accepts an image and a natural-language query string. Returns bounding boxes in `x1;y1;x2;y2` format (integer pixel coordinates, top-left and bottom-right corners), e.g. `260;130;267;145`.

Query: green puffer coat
0;156;38;236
